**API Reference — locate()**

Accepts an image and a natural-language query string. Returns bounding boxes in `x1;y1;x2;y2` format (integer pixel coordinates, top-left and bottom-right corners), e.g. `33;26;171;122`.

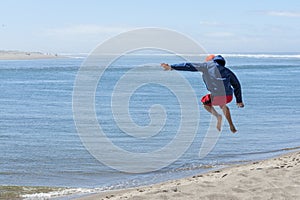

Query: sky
1;0;300;53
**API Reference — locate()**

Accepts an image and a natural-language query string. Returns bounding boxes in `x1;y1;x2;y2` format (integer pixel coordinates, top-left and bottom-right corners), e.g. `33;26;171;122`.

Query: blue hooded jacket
170;55;242;103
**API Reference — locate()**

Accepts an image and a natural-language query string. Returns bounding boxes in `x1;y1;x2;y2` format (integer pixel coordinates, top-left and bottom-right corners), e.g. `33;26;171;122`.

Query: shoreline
75;150;300;200
1;150;299;199
0;50;64;60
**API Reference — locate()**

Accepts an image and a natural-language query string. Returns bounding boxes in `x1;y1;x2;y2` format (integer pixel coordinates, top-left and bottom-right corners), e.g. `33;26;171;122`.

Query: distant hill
0;50;62;60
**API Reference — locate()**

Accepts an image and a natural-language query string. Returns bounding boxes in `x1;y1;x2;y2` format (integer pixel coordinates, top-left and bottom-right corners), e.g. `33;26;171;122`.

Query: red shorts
201;94;233;106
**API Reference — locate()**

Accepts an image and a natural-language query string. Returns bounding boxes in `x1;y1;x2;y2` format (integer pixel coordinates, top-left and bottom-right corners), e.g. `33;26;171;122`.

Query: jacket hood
213;55;226;66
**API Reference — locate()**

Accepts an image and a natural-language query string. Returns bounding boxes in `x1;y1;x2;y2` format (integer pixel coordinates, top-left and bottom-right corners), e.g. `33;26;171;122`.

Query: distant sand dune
0;50;63;60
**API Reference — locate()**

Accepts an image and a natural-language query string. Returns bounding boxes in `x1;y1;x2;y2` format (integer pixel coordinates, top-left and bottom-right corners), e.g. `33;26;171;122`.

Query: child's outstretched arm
161;62;207;72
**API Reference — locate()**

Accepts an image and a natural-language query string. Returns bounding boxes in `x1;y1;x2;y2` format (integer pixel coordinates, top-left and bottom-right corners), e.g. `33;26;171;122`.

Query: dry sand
0;50;62;60
76;150;300;200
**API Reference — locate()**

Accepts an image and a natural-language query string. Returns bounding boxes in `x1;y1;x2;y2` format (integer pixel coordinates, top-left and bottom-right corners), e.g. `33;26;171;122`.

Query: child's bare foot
216;115;222;131
230;126;237;133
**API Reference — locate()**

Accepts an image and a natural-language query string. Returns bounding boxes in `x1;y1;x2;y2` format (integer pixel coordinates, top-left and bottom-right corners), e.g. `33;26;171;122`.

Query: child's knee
204;104;212;108
220;105;228;109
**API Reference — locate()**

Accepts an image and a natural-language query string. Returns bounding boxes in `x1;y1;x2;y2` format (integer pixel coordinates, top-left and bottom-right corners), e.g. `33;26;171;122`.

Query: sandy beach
0;50;62;60
76;150;300;200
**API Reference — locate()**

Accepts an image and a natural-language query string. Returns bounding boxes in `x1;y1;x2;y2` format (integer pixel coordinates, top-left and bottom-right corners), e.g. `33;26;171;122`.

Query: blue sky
1;0;300;53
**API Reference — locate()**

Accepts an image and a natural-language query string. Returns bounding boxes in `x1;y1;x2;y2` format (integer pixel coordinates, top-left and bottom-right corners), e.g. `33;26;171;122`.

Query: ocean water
1;53;300;197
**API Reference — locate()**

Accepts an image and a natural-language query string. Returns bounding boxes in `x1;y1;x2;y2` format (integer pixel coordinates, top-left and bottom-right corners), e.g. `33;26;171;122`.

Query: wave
99;53;300;58
221;53;300;59
57;52;300;59
59;53;89;59
22;187;104;200
219;146;300;158
81;52;300;58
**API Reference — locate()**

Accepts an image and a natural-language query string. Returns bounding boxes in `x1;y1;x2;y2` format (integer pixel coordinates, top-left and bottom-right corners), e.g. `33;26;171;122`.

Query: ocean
1;53;300;198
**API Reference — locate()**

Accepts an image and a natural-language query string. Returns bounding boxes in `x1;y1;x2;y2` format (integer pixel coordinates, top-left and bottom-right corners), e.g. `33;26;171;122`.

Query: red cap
205;54;215;61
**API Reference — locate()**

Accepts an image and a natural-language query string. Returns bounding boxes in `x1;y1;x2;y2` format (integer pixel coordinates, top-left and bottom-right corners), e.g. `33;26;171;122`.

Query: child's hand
161;63;172;71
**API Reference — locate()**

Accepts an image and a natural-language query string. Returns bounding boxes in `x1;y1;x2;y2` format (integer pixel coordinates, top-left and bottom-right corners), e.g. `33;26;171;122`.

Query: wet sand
76;150;300;200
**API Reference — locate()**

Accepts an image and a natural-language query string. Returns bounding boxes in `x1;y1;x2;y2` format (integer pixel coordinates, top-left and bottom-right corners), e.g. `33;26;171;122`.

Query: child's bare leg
221;105;237;133
204;105;222;131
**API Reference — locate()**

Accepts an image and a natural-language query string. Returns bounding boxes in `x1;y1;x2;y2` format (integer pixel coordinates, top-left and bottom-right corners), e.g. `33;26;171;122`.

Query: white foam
21;188;103;200
112;53;300;59
59;52;89;59
221;53;300;59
